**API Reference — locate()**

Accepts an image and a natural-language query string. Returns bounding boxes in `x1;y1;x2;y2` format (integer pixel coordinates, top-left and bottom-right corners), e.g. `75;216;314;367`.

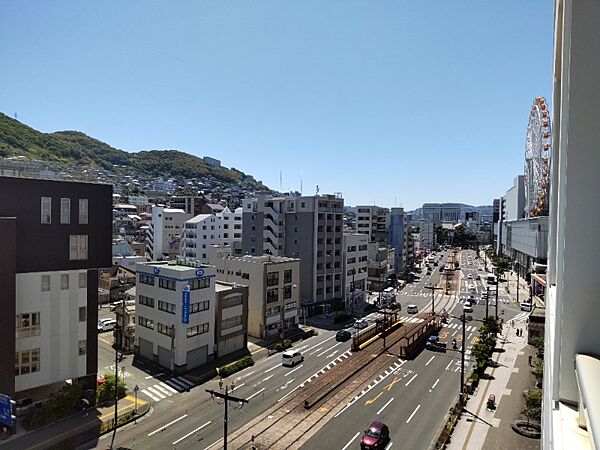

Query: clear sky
0;1;554;210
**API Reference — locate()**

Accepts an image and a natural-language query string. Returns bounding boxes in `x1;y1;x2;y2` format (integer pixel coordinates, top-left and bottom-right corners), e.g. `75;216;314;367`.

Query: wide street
86;249;526;450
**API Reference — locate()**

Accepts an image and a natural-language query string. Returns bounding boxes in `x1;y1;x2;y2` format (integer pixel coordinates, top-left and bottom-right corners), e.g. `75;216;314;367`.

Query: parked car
467;274;473;280
361;421;390;449
354;319;368;329
281;350;304;367
336;330;352;342
475;274;481;280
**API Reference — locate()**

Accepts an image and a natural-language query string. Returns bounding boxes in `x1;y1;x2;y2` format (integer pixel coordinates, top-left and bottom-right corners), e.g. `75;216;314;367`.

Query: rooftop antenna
300;173;303;195
279;170;282;192
316;185;320;195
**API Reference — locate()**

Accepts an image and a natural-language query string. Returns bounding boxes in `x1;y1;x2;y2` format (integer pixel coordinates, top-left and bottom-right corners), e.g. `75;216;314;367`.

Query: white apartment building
180;214;222;262
343;233;368;310
127;195;149;207
214;255;300;339
216;206;242;247
146;206;193;260
135;260;215;373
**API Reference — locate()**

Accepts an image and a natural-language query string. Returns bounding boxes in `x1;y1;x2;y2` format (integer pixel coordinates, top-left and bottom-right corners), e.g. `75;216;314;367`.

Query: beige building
214;255;300;339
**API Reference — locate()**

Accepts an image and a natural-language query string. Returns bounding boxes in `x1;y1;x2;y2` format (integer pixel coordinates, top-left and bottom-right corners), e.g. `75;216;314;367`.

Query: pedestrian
528;355;533;366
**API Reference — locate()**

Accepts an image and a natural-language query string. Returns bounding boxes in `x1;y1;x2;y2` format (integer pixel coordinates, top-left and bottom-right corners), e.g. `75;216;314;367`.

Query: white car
407;304;418;314
467;274;473;280
282;351;304;367
463;304;473;313
353;319;368;329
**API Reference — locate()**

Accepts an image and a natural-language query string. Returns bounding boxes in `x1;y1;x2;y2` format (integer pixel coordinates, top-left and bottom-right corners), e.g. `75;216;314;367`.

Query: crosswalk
444;322;478;333
141;376;195;402
400;316;425;324
511;311;530;324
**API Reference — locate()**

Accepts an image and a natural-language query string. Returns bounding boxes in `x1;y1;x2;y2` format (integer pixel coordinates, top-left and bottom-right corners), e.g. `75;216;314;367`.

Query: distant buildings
0;176;111;398
343;233;369;311
203;156;221;168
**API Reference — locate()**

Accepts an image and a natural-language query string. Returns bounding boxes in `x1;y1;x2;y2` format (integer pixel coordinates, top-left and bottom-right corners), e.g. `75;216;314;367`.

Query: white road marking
385;442;394;450
284;364;304;377
246;388;266;400
172;421;211;445
305;335;335;353
405;373;418;386
264;364;281;373
277;381;301;402
377;397;394;415
231;382;244;391
202;440;221;450
147;386;166;399
317;342;342;357
141;389;159;401
431;378;440;390
425;355;435;366
467;332;473;340
262;374;274;382
341;432;361;450
406;404;421;423
159;382;179;394
175;376;194;388
148;414;188;436
153;384;173;397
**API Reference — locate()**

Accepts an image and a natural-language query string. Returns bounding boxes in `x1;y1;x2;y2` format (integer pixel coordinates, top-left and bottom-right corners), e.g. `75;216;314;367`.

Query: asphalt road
301;250;525;450
90;328;354;449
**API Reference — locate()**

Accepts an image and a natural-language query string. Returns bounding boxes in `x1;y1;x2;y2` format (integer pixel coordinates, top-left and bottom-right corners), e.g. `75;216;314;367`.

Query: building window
78;340;87;356
190;278;210;290
285;302;297;311
41;197;51;224
61;274;69;290
266;272;279;287
139;295;155;308
79;272;87;288
190;301;210;313
41;275;50;292
69;235;88;260
16;312;40;338
283;285;292;299
266;289;279;304
222;295;243;309
79;199;88;224
15;348;40;375
139;273;155;286
159;278;176;291
187;322;209;338
157;322;173;336
222;316;243;330
60;198;70;224
284;270;292;284
79;306;87;322
138;316;154;330
158;300;176;314
242;272;250;280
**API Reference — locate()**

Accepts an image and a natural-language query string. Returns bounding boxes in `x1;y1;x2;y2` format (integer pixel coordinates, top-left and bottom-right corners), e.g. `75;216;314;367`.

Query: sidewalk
0;394;148;450
446;324;538;450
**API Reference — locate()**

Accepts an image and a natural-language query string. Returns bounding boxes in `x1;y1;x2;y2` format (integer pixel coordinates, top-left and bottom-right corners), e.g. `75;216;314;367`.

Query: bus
381;287;396;304
486;274;497;285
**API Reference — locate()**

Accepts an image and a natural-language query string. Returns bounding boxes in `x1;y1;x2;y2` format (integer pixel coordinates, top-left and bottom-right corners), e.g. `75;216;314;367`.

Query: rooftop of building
141;259;213;272
186;214;213;223
226;254;299;264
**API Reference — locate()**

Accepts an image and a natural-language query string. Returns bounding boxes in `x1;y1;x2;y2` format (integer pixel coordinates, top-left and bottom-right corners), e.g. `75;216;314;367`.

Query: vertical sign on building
182;285;190;324
0;394;14;428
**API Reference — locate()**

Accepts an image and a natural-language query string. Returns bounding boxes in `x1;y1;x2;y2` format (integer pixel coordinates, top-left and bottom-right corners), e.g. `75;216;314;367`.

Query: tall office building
146;206;193;260
355;205;389;243
0;176;111;397
242;194;344;314
388;207;406;272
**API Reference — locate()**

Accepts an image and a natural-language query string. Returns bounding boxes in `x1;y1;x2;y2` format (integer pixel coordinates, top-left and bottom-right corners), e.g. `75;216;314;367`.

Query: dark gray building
0;176;112;398
242;194;344;314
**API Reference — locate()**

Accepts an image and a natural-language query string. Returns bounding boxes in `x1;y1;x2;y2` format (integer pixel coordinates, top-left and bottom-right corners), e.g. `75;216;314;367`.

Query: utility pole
516;264;519;304
495;279;499;320
485;286;490;319
350;268;356;318
207;383;248;450
425;284;442;316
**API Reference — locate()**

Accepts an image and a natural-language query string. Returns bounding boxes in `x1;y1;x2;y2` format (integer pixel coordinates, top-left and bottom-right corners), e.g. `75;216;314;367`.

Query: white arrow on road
326;350;339;358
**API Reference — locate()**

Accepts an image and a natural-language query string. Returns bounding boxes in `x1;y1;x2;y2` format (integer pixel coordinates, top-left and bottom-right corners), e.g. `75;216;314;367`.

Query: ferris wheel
524;97;551;218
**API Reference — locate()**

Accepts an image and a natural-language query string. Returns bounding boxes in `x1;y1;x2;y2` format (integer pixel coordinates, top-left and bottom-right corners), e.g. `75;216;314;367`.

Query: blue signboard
195;268;204;277
182;288;190;324
153;267;160;275
0;394;13;428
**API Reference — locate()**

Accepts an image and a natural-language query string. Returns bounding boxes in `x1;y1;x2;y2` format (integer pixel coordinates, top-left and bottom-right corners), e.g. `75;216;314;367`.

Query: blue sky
0;1;554;210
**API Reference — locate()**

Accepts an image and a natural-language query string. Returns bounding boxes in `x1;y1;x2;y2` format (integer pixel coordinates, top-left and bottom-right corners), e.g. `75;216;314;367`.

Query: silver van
98;319;117;332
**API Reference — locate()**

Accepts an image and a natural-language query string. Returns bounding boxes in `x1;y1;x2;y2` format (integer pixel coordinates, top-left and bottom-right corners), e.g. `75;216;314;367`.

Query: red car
361;421;390;449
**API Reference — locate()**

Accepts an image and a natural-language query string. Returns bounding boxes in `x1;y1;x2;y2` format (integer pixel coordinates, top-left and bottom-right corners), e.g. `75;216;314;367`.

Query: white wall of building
15;271;88;393
343;233;368;307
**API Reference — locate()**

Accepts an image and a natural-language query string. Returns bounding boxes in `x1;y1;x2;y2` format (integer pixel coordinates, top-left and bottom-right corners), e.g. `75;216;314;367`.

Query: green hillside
0;112;268;189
